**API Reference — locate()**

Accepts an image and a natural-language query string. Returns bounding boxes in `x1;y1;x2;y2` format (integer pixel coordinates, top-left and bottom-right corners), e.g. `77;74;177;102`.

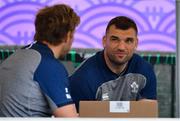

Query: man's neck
42;41;63;59
104;52;128;75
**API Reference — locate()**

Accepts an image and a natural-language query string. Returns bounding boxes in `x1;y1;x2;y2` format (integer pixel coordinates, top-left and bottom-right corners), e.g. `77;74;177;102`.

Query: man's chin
113;58;128;65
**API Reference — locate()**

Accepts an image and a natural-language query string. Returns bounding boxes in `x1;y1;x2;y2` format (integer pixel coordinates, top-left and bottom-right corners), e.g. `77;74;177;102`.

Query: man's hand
53;104;78;117
139;99;157;102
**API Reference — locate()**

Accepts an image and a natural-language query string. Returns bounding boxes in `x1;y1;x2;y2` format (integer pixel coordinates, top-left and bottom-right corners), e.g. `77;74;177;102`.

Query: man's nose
117;40;126;49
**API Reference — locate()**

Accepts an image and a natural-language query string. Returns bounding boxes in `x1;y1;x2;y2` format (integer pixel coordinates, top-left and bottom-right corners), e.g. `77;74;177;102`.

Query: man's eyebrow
126;37;134;40
110;35;119;39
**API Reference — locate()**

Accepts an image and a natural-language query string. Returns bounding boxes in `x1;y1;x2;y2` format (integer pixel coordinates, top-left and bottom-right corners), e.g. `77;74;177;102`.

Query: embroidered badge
130;82;139;93
102;93;109;100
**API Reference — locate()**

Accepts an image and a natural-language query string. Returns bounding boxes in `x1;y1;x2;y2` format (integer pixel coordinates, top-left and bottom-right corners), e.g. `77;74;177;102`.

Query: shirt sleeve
140;64;157;99
34;58;73;110
69;67;95;112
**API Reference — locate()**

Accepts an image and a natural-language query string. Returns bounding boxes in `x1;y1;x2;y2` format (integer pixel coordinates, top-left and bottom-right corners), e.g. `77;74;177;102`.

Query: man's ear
135;38;138;49
64;31;71;43
102;35;106;48
63;35;68;43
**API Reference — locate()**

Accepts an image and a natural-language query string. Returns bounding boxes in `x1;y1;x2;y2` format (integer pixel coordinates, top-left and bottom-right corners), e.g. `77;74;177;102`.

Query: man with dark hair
0;4;80;117
69;16;157;111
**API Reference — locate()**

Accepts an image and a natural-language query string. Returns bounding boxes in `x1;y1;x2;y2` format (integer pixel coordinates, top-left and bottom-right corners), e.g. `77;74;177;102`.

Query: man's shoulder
77;51;101;69
132;53;144;61
39;56;66;74
132;53;152;66
70;51;102;77
128;53;154;74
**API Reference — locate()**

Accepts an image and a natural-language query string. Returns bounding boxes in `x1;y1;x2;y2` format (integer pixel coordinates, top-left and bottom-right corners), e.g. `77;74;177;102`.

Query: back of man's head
34;4;80;46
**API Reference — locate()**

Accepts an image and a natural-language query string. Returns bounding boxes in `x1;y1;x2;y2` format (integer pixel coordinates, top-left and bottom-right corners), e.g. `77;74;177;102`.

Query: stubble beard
107;52;130;66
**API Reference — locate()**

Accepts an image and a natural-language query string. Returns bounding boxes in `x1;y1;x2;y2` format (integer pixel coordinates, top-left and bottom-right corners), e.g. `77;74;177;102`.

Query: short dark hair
34;4;80;45
106;16;138;35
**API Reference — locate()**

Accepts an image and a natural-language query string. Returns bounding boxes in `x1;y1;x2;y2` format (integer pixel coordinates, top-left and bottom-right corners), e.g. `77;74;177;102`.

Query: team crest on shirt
130;82;139;93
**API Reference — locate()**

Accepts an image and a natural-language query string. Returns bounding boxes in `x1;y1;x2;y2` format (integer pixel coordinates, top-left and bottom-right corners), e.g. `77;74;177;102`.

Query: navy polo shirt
69;51;157;111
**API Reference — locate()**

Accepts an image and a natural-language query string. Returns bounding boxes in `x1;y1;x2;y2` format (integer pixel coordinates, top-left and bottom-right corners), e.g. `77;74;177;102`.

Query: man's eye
110;37;119;41
126;38;134;43
111;38;117;40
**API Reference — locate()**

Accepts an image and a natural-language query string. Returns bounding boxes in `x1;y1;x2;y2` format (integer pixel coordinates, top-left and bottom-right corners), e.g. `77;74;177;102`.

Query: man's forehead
109;35;136;41
107;31;137;39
